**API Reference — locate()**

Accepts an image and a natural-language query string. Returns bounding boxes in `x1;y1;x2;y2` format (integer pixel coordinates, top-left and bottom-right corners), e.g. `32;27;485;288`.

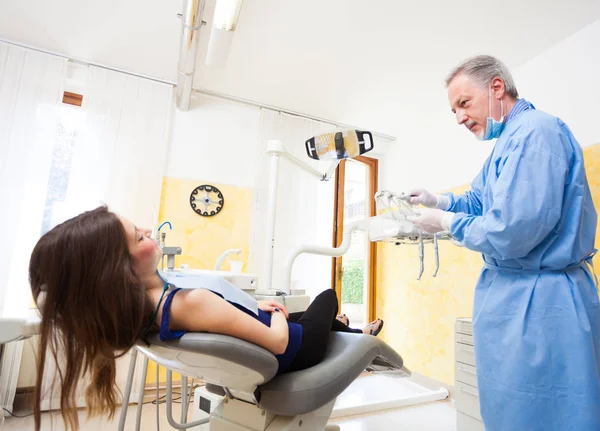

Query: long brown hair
28;206;154;430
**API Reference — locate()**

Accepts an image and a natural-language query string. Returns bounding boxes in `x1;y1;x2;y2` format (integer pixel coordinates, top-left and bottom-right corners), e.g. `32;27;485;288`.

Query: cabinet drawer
456;319;473;336
455;382;481;421
455;362;478;388
455;342;476;367
456;332;474;346
457;411;485;431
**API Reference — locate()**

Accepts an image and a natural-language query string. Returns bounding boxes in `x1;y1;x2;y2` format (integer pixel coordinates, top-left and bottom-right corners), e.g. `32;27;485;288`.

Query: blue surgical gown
446;102;600;430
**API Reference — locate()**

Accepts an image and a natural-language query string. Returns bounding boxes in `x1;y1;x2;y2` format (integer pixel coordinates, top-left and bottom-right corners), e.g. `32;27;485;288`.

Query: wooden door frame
331;156;379;321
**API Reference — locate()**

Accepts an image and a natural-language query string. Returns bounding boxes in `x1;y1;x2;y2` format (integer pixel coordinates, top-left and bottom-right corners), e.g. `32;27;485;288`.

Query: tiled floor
4;375;457;431
3;399;456;431
332;401;456;431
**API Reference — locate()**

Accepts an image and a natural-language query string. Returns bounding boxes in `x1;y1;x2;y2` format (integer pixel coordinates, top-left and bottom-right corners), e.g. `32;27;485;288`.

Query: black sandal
336;314;350;326
368;319;384;336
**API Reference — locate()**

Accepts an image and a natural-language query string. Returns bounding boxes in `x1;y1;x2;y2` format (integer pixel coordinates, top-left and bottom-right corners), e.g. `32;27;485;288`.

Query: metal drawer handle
460;384;479;397
458;366;477;375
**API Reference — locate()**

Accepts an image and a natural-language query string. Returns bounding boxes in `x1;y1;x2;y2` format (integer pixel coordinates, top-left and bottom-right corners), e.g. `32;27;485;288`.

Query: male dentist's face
447;74;493;139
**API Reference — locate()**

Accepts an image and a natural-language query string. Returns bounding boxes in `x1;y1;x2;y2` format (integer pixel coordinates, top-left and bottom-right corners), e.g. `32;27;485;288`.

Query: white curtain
38;65;174;411
0;48;173;320
249;109;337;300
0;43;67;413
53;65;173;230
0;43;67;319
0;41;173;412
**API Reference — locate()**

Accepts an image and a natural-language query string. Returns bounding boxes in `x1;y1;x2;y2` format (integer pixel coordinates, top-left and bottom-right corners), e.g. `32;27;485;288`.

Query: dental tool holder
371;190;460;280
373;228;453;280
161;246;182;271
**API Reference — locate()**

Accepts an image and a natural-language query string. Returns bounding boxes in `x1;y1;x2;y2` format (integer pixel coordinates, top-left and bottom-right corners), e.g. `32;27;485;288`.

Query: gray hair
445;55;519;99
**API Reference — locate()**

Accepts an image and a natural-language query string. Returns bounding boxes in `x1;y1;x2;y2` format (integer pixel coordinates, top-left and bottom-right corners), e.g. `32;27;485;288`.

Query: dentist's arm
452;139;567;260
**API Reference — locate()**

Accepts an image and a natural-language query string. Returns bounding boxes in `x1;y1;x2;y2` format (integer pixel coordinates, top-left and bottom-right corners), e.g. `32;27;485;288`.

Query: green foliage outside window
342;261;364;304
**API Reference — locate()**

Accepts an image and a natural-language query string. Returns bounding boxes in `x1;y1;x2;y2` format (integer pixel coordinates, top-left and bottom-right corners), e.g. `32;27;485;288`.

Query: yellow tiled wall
146;177;254;384
376;144;600;386
156;177;253;271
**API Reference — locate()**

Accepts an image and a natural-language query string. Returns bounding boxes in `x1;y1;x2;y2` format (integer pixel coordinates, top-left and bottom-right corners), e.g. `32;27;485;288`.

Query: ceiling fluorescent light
206;0;244;68
213;0;244;31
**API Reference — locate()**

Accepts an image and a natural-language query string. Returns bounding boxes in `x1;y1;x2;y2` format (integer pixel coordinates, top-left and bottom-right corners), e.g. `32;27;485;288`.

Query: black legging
286;289;362;372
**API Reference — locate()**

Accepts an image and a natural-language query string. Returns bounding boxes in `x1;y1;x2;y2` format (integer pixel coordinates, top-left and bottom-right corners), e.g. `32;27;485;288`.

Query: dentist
407;55;600;430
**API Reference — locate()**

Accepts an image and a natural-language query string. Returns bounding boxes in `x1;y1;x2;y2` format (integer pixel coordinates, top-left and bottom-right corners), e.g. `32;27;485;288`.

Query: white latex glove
407;188;450;210
406;208;455;234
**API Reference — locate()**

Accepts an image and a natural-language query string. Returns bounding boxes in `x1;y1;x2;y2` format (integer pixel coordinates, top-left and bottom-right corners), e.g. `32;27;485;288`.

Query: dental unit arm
281;218;371;295
214;249;242;271
280;194;456;288
261;130;373;295
260;140;340;296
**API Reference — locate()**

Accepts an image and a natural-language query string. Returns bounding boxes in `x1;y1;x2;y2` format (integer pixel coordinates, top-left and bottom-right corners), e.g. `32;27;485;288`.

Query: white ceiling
1;0;599;137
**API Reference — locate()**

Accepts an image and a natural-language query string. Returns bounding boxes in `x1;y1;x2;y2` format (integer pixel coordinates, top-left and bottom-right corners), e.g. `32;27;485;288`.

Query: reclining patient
28;206;384;430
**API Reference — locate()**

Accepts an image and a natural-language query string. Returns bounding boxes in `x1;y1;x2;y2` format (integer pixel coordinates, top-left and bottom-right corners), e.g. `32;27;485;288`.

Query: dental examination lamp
261;130;374;296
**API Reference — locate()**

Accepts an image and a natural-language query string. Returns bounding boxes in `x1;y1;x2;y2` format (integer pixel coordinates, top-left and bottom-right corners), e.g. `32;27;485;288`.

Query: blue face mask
479;86;505;141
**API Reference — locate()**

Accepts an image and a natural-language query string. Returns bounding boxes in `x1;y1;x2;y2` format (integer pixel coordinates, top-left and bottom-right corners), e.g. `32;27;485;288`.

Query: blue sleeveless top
158;287;303;375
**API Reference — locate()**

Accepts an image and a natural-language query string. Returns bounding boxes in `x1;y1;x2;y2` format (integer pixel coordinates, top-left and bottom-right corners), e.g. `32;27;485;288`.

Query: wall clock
189;184;224;217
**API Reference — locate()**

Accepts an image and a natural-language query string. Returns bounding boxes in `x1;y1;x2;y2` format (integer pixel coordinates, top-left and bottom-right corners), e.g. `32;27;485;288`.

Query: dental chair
118;330;407;430
0;313;407;431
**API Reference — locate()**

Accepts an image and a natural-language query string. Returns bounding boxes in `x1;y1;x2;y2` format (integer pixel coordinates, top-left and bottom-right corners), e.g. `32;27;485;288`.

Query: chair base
198;397;337;431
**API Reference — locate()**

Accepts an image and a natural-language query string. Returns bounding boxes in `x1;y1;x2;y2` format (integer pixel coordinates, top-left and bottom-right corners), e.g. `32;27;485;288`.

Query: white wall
0;0;181;83
513;20;600;150
165;93;392;188
378;92;495;194
165;93;262;187
380;19;600;195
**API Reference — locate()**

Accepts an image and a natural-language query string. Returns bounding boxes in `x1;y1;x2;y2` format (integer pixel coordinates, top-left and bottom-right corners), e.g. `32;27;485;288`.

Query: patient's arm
258;300;289;318
169;289;289;355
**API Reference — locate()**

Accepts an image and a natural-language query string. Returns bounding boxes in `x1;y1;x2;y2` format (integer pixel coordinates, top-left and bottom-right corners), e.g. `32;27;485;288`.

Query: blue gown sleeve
445;159;487;216
451;128;569;260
